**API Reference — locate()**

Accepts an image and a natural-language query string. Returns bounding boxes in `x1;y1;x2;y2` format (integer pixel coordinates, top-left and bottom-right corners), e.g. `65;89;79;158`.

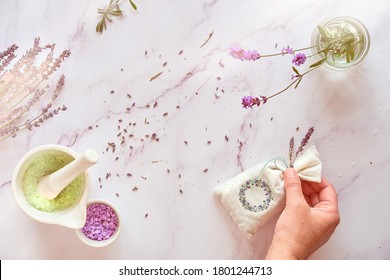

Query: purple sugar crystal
81;202;119;241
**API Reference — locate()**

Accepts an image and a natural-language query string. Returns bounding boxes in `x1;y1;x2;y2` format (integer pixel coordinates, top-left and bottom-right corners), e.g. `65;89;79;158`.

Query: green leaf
103;18;107;30
97;8;106;14
349;45;355;61
346;47;351;63
96;17;106;33
295;77;302;89
129;0;137;10
342;33;355;44
96;0;136;34
292;66;300;75
309;58;327;68
317;26;330;43
110;9;123;16
96;22;102;33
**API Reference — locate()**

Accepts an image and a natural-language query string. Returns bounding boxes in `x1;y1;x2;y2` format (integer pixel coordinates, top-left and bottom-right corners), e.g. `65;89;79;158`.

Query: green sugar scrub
22;152;85;212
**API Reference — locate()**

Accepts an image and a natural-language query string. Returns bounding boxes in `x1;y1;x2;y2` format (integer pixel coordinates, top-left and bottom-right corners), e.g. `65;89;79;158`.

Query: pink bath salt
81;202;119;241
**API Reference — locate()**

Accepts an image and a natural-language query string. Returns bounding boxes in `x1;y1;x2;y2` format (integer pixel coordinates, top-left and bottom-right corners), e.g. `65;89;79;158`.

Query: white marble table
1;0;390;259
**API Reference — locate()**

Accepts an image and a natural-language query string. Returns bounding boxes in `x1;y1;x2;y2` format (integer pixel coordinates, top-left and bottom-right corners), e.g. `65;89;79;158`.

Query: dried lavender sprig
295;127;315;158
0;38;42;83
0;38;53;95
0;39;44;107
0;47;18;74
0;125;19;139
0;40;63;111
50;74;65;101
288;136;294;167
13;76;66;130
0;88;46;125
0;41;67;111
29;105;67;129
44;50;71;79
1;104;67;141
0;44;18;61
0;39;70;142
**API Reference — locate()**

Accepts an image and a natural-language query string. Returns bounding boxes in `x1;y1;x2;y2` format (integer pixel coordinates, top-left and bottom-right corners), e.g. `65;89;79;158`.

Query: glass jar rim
311;16;370;70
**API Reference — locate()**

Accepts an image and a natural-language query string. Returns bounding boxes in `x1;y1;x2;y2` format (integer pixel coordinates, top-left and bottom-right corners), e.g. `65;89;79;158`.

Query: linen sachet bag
214;129;322;239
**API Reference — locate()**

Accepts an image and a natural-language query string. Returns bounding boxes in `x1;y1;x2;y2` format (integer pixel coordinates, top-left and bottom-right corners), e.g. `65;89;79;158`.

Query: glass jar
311;16;370;70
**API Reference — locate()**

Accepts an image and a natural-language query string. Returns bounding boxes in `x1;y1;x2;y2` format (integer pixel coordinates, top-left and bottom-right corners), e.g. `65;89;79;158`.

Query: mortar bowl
11;144;90;229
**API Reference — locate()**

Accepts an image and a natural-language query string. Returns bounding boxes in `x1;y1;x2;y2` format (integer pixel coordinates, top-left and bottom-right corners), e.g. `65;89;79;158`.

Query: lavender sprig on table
232;25;361;109
0;38;70;141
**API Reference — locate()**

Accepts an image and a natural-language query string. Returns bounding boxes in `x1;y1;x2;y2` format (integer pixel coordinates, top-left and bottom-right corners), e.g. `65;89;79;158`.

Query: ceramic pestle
37;149;98;199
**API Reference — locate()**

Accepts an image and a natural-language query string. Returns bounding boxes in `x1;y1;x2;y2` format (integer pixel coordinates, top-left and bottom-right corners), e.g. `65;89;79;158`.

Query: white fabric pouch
214;144;322;239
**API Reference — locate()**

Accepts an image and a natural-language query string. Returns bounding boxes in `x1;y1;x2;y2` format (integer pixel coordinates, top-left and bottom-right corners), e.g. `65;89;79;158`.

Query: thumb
283;168;304;204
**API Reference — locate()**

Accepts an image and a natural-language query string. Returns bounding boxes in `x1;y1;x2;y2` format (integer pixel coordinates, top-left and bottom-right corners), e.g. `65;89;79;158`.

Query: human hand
265;168;340;260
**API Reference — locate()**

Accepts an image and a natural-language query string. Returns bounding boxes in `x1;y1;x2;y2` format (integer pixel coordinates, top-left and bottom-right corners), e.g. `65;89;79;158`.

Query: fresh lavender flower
292;53;307;66
291;74;300;80
241;96;256;109
281;46;294;55
241;95;267;109
229;25;361;109
230;46;260;61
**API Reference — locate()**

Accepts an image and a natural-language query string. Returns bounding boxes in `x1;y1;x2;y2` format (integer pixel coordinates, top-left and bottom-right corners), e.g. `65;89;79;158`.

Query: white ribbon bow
279;144;322;182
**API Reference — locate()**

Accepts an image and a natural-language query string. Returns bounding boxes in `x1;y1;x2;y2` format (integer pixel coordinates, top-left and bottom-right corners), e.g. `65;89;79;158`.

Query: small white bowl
75;199;121;247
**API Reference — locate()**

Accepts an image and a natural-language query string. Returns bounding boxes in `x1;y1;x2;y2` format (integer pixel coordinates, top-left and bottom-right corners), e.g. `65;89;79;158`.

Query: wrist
265;242;298;260
265;236;307;260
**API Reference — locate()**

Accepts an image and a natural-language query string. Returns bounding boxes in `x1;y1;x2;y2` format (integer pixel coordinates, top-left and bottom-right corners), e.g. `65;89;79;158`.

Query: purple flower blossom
242;96;257;109
291;74;299;80
241;96;254;108
281;46;294;55
241;96;266;109
292;53;306;66
230;46;260;61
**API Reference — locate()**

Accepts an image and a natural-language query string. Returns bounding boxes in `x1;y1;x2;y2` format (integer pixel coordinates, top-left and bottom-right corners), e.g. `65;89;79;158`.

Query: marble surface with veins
1;0;390;259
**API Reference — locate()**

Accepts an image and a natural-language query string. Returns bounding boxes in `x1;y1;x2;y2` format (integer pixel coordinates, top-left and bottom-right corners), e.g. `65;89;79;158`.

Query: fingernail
285;168;296;179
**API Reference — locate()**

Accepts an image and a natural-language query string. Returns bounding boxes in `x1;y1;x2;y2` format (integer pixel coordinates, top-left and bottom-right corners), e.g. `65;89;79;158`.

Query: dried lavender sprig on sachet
288;137;294;167
295;127;315;158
